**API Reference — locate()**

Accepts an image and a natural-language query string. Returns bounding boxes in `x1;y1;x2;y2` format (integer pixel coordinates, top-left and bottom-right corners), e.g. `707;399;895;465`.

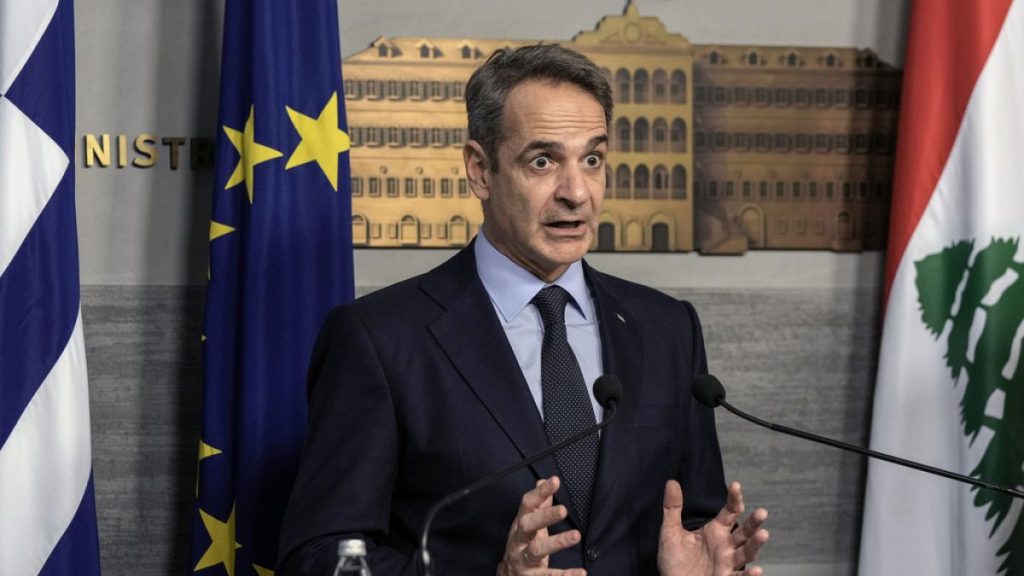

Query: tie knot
532;285;571;327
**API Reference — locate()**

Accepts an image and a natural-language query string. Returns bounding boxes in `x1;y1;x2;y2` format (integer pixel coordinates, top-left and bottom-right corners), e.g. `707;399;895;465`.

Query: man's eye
584;154;603;168
529;156;552;169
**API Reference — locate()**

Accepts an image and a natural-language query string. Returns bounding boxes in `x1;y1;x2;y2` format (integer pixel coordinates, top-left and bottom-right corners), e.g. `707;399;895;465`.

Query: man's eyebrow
514;139;563;162
514;135;609;162
587;134;609;150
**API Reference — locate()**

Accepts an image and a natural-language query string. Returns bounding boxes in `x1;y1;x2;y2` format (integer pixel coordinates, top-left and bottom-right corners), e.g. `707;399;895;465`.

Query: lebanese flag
859;0;1024;574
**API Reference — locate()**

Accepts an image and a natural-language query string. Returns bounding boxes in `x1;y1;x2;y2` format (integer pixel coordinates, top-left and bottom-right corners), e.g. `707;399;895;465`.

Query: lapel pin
616;313;626;324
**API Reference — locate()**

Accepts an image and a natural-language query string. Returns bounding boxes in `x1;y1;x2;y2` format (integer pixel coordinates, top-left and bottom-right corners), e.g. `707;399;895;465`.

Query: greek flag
0;0;103;574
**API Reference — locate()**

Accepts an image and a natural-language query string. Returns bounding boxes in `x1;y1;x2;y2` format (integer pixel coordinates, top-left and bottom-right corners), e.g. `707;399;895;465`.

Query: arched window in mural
670;119;686;153
651;223;670;252
653;165;669;199
652;118;669;153
739;206;764;248
634;118;649;152
604;165;612;199
835;211;854;240
671;165;687;199
652;69;668;103
634;165;650;199
598;222;616;252
449;215;469;245
615;68;631;103
615;117;631;152
670;70;686;103
616;165;631;199
352;215;368;245
400;215;419;245
633;69;649;104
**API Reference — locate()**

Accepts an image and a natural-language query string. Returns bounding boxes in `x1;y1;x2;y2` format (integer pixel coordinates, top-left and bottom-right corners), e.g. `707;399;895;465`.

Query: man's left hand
657;480;769;576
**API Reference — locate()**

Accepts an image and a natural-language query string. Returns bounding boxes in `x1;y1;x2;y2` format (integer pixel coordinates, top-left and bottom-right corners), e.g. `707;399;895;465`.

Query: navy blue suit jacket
278;245;727;575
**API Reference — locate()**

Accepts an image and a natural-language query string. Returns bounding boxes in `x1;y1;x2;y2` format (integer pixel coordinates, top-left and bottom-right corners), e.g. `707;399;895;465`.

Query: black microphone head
692;374;725;408
593;375;623;409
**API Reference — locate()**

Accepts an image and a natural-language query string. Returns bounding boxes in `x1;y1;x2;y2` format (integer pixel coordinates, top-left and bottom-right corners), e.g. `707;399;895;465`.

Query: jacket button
586;546;599;562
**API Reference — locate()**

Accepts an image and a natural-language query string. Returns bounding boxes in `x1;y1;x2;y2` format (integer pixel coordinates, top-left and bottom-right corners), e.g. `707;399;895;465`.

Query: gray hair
465;44;613;172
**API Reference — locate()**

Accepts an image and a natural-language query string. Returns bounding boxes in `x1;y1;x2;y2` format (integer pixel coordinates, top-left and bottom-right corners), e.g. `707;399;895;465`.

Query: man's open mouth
547;220;584;229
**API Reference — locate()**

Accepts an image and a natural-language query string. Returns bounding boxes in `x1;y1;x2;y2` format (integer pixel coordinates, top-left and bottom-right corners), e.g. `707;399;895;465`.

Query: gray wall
75;0;906;573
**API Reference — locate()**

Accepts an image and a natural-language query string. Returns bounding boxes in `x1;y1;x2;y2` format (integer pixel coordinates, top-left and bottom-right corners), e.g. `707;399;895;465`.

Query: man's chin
541;241;590;266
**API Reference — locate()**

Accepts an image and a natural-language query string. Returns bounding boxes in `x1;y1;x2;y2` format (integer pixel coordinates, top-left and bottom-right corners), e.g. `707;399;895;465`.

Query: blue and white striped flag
0;0;102;574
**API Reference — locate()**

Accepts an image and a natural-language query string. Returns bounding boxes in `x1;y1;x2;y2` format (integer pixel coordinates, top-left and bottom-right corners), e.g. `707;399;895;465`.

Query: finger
714;481;745;528
525;528;582;560
516;503;570;536
662;480;684;529
732;527;770;569
731;507;769;547
519;476;561;514
729;508;765;548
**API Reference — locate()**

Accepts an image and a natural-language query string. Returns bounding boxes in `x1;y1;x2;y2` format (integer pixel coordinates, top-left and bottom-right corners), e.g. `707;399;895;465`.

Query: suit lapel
585;265;645;535
421;247;559;483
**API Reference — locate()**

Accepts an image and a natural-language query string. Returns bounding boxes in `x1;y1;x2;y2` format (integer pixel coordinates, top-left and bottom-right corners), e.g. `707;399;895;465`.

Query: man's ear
463;140;491;200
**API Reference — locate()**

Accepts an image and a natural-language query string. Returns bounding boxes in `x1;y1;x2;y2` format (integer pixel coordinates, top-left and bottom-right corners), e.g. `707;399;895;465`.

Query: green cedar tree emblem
915;237;1024;575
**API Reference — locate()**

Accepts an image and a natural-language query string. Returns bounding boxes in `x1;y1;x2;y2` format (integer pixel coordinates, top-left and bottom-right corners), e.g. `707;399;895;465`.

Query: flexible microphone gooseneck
418;375;624;576
693;374;1024;500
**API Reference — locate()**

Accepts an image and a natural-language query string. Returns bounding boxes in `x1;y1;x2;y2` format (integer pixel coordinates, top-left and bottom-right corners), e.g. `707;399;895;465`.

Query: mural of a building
343;3;900;253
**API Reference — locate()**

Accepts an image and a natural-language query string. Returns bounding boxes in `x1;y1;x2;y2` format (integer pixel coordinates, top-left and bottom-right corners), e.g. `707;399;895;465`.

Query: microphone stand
718;397;1024;500
418;400;619;576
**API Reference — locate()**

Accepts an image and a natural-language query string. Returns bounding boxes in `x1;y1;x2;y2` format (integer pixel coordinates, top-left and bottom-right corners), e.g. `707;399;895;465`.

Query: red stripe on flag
884;0;1013;302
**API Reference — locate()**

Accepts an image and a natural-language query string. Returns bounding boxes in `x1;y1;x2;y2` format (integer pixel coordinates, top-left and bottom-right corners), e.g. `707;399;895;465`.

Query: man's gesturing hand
657;480;769;576
497;476;587;576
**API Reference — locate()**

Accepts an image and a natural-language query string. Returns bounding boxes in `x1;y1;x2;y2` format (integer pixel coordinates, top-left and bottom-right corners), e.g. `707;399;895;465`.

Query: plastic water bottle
332;538;372;576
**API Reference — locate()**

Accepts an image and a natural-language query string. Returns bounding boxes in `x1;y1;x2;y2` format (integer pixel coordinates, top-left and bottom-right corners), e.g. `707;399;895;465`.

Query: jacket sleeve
277;306;417;575
677;299;728;531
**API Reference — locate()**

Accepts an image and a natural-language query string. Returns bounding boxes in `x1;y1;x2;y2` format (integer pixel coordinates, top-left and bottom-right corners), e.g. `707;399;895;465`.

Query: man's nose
555;162;592;206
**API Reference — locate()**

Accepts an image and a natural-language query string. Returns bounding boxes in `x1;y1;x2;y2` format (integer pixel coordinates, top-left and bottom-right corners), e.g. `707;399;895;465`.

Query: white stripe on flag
0;96;69;276
0;311;92;576
860;0;1024;573
0;0;58;93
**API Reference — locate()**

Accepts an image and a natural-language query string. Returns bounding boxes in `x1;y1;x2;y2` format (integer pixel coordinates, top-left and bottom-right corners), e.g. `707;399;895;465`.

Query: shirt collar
474;230;591;324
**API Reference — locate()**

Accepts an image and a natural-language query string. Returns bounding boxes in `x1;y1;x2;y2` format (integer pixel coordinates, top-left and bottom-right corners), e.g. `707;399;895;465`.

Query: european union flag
189;1;355;574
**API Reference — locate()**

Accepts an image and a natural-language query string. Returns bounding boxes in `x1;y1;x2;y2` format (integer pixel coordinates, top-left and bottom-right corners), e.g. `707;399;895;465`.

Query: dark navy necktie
531;285;599;531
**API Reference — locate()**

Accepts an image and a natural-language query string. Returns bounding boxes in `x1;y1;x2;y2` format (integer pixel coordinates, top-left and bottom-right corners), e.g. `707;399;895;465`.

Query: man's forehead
500;81;607;144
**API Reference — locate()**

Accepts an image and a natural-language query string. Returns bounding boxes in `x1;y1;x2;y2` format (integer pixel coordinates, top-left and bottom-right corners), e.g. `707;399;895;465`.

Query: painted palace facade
343;4;900;253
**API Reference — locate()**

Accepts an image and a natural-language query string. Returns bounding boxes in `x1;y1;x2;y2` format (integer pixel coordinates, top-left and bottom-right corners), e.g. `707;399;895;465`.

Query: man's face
465;80;608;282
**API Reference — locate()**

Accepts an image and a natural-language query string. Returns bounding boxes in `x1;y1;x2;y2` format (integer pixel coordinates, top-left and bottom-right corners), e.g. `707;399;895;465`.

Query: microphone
693;374;1024;500
418;375;624;575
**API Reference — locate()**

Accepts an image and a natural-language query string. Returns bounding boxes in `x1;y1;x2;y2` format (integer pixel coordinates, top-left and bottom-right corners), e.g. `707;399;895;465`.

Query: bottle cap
338;539;368;557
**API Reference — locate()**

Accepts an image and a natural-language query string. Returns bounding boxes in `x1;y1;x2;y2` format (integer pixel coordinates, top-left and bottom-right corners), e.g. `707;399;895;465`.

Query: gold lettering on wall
162;137;187;170
133;134;158;167
84;134;110;167
81;134;214;170
116;135;128;168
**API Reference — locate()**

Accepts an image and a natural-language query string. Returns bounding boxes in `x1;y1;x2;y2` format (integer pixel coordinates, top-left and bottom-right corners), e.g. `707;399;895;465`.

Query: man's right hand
496;476;587;576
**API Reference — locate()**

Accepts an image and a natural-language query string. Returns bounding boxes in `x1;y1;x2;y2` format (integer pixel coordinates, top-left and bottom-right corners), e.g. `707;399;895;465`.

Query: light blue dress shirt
474;231;605;424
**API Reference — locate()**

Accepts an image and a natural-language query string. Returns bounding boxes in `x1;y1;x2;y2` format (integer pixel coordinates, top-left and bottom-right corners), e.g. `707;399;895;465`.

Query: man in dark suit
279;44;768;575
